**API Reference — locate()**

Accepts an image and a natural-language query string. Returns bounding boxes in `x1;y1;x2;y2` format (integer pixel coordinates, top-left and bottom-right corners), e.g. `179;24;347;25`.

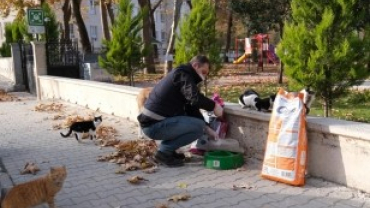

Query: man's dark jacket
137;63;215;127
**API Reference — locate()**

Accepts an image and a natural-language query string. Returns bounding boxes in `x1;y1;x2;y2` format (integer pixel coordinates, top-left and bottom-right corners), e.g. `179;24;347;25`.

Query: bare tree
106;0;115;24
62;0;72;40
164;0;182;74
138;0;155;74
224;9;232;62
71;0;92;53
149;0;163;58
100;0;111;40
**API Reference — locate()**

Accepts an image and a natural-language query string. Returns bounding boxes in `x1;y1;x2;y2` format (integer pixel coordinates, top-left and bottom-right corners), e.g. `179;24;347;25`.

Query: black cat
60;116;102;142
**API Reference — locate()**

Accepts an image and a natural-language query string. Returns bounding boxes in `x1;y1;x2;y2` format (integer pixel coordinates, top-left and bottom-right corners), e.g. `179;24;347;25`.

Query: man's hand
213;103;224;118
205;126;220;140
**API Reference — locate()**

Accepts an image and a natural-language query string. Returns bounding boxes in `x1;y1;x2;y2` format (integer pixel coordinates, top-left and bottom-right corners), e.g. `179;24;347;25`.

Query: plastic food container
204;151;244;170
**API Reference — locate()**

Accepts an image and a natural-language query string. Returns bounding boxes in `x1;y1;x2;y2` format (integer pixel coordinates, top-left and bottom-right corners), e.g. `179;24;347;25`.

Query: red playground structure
233;33;279;71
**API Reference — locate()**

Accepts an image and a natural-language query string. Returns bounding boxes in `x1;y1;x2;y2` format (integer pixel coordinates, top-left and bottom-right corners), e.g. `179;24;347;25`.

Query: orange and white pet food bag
261;88;307;186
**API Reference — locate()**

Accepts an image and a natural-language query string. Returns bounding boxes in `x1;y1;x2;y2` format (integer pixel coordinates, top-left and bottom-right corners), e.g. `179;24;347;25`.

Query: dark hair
190;55;210;65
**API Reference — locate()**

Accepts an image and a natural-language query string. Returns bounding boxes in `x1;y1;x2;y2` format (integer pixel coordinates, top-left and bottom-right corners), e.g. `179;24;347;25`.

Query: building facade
0;0;190;61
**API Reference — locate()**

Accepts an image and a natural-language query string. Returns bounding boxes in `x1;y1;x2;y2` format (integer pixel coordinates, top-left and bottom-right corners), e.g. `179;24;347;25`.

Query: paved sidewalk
1;93;370;208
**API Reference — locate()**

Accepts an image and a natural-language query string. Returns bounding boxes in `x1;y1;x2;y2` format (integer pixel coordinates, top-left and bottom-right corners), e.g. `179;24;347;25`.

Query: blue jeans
142;116;205;153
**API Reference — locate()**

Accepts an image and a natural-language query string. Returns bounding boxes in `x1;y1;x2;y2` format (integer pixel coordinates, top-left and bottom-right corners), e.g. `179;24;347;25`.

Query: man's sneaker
154;151;184;167
173;152;186;160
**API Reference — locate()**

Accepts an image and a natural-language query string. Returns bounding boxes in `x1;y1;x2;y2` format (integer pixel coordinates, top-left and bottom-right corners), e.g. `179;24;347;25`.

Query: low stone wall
0;58;14;82
39;75;140;121
226;104;370;193
38;75;370;193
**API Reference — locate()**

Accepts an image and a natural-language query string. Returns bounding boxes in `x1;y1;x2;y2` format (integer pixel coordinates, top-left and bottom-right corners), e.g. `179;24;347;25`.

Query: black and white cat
255;94;276;111
238;89;260;110
300;87;316;115
238;89;276;111
60;116;102;142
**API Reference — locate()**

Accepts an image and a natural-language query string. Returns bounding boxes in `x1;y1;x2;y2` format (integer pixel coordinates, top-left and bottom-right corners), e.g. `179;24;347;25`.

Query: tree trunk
62;0;72;40
106;0;115;24
100;0;111;41
164;0;182;74
150;0;163;59
277;21;284;84
138;0;155;74
71;0;92;53
223;10;233;63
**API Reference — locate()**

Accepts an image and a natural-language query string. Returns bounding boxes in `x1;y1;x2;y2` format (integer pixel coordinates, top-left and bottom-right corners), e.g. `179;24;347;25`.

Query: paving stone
0;97;368;208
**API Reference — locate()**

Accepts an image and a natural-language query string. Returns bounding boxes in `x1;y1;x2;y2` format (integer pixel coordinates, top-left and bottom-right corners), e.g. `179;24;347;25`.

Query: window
90;25;98;41
89;0;96;15
161;32;166;42
160;12;166;23
69;24;74;39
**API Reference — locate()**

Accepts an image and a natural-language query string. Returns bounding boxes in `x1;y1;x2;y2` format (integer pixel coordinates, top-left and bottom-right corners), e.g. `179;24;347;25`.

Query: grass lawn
207;83;370;124
117;64;370;124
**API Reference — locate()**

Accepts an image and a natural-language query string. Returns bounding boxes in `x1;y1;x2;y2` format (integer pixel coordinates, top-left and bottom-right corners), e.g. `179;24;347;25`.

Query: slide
266;44;279;64
233;53;251;64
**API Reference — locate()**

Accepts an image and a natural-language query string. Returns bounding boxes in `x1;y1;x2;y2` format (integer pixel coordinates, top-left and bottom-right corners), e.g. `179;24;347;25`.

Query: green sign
27;9;44;26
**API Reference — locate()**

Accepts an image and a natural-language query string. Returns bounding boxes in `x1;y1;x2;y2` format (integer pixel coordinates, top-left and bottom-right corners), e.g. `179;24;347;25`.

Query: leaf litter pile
97;139;158;173
33;102;197;206
0;90;21;102
34;103;63;112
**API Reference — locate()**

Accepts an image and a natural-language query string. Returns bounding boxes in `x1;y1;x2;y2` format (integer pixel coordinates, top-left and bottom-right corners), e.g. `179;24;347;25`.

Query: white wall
0;58;15;81
0;12;17;46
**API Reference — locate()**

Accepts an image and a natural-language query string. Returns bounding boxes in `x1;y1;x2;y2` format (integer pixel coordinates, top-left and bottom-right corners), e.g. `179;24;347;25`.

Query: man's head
190;55;210;81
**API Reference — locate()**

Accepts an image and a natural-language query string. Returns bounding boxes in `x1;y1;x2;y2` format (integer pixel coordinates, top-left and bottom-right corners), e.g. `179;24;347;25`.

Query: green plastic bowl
204;151;244;170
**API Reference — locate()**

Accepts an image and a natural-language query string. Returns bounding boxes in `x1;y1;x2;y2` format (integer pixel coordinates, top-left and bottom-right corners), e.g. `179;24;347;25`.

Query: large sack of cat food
261;88;307;186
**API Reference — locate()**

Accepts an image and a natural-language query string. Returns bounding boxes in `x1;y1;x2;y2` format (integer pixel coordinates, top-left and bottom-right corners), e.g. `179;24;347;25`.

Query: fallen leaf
20;162;40;175
101;139;120;147
232;183;254;190
127;175;148;184
133;154;144;163
168;193;191;202
177;183;188;189
124;161;141;171
142;166;158;174
154;203;170;208
115;158;126;164
115;168;126;174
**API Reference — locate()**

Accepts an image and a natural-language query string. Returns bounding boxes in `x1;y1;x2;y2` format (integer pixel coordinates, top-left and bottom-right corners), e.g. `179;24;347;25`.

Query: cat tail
60;128;72;138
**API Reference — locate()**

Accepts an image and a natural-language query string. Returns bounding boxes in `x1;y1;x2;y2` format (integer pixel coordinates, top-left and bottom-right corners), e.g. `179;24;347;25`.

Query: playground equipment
233;34;279;71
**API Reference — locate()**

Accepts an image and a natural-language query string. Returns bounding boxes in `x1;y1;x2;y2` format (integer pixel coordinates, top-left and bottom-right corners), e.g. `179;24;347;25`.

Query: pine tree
98;0;148;86
175;0;222;77
42;3;59;41
276;0;370;117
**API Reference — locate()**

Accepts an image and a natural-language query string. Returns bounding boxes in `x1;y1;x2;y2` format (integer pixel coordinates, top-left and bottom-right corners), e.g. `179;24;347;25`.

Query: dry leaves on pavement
142;166;158;174
232;183;255;190
97;139;157;172
0;90;20;102
34;103;63;112
127;175;148;184
154;203;170;208
167;193;191;202
20;162;40;175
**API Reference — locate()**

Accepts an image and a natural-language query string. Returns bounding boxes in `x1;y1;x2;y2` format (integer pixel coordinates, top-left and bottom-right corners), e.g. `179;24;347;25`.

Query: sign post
27;9;45;34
